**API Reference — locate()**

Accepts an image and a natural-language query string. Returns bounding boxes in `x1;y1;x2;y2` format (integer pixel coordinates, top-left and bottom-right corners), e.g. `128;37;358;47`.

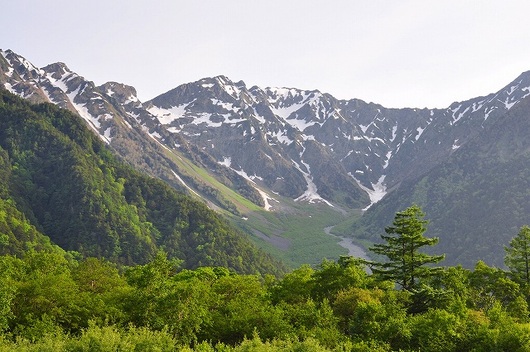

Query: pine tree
505;225;530;286
370;205;444;292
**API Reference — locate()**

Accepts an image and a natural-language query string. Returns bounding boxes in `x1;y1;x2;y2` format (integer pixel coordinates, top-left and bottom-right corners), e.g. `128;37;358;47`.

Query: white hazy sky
3;0;530;108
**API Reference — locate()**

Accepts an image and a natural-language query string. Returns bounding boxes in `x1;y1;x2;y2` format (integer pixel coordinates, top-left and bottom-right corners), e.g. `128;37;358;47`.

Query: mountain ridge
3;48;530;267
0;88;284;273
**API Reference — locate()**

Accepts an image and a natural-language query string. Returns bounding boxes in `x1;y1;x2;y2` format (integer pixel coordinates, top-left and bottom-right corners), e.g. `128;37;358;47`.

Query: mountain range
2;48;530;267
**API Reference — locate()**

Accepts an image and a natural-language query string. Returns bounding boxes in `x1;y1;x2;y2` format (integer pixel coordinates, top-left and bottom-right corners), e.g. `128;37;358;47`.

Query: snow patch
188;112;245;128
383;150;392;169
191;113;217;127
44;70;69;93
3;82;15;94
484;106;496;120
217;158;277;211
415;126;425;141
124;94;139;104
239;177;277;212
5;65;15;78
43;70;112;144
506;85;518;95
341;149;354;161
472;100;484;112
103;127;112;141
341;131;352;140
256;188;276;211
359;124;368;134
522;87;530;100
451;104;470;125
363;136;385;143
271;102;305;120
292;148;333;206
147;103;190;125
268;130;293;145
219;157;231;167
211;98;238;112
216;77;241;98
171;171;201;197
351;175;387;211
499;97;518;110
67;87;108;142
284;117;318;132
122;118;133;129
166;127;181;133
390;125;398;142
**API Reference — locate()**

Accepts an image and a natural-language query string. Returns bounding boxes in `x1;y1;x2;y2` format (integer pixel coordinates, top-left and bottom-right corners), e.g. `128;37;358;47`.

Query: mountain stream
324;226;370;260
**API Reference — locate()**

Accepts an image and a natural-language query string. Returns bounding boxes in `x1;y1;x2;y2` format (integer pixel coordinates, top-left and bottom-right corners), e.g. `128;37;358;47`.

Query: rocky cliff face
2;49;530;214
143;73;530;210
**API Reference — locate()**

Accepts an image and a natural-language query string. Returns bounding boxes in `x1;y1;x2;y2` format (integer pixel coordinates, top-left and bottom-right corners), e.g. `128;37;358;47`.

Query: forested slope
0;89;283;274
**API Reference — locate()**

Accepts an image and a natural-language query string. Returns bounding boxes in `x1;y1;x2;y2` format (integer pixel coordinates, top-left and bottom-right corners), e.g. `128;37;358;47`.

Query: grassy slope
158;142;363;268
160;145;262;212
232;201;359;268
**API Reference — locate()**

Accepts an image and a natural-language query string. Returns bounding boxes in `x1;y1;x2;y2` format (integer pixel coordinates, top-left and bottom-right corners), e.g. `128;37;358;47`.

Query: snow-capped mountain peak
3;49;530;213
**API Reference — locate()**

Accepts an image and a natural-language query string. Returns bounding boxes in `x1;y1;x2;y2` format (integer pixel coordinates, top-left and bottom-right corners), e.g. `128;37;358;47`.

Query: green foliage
269;264;315;304
1;245;530;351
333;287;410;348
370;205;445;294
0;323;177;351
505;225;530;286
0;196;59;257
0;255;20;332
468;261;528;320
311;256;372;302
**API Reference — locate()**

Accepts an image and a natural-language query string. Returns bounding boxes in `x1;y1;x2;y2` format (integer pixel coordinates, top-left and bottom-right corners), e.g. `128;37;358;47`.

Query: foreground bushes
2;250;530;351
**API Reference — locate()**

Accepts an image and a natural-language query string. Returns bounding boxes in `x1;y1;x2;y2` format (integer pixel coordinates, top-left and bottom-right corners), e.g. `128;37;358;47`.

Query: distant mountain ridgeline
0;89;284;274
3;48;530;268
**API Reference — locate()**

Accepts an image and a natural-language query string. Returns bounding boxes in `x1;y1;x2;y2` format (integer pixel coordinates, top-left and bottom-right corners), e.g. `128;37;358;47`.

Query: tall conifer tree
370;205;444;291
505;225;530;286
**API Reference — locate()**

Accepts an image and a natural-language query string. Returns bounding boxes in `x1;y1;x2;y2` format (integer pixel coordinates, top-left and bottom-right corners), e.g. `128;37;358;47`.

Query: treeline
0;248;530;351
3;206;530;351
0;89;283;274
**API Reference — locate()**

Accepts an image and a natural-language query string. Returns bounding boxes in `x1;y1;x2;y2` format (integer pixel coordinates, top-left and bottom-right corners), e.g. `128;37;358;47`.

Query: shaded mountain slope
353;94;530;267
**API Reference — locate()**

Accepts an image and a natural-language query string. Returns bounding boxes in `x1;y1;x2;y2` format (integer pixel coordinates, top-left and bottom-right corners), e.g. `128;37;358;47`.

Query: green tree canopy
504;225;530;286
370;205;445;292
